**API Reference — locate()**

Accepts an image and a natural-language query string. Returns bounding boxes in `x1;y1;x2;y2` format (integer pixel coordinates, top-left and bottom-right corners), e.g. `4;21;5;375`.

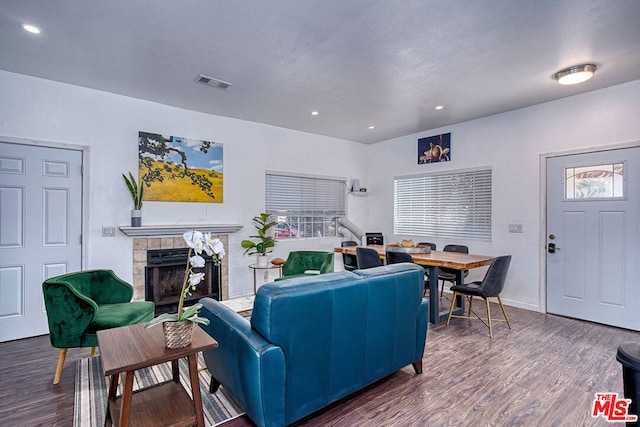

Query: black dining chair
386;248;431;296
341;240;358;271
416;243;436;293
385;249;414;265
446;255;512;338
356;247;383;269
438;244;469;297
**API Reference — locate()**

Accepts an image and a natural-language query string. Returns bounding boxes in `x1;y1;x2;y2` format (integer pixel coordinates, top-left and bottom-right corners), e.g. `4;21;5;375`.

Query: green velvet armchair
42;269;155;384
276;251;335;280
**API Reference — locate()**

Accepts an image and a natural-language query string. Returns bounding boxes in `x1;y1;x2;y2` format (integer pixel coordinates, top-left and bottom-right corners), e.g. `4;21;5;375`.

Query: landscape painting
138;131;223;202
418;132;451;164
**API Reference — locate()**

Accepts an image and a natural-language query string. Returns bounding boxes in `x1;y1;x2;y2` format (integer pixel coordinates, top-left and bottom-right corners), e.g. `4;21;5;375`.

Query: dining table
334;244;495;324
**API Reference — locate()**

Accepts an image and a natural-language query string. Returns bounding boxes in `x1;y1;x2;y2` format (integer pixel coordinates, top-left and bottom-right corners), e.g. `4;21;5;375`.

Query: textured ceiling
1;0;639;144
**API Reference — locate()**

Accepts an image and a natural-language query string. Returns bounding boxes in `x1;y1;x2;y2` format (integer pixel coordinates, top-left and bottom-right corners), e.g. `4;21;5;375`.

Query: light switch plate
508;224;523;233
102;226;116;237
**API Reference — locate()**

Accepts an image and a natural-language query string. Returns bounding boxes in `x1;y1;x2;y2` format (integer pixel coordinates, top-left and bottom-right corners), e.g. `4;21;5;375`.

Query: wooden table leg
187;353;205;427
118;371;135;427
172;359;179;382
104;373;120;427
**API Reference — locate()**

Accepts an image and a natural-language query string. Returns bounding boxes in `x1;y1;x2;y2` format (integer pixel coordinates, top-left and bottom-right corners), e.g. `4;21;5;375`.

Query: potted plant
241;213;277;267
145;229;225;348
122;171;144;227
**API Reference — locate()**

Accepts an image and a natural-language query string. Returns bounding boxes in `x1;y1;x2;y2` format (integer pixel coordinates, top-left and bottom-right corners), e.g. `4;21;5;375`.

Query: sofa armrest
198;298;286;427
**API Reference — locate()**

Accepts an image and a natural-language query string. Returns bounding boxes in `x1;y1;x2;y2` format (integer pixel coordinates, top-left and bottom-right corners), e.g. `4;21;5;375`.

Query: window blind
266;172;346;216
394;168;492;242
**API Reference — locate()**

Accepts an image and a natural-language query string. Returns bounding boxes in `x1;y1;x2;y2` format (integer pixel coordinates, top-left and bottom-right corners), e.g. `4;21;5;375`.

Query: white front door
0;142;83;341
546;147;640;331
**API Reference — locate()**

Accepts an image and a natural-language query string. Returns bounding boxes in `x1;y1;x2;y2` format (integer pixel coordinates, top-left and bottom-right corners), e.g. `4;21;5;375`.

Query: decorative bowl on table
386;244;431;254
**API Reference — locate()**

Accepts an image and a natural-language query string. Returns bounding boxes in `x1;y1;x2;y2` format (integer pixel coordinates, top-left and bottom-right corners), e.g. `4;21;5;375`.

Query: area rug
74;354;244;427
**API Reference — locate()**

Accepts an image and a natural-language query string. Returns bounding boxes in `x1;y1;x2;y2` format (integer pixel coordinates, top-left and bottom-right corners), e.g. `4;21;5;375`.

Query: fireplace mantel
119;224;242;237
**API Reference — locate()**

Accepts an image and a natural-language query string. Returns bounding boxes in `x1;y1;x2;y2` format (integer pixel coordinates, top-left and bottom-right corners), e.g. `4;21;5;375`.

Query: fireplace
145;247;220;315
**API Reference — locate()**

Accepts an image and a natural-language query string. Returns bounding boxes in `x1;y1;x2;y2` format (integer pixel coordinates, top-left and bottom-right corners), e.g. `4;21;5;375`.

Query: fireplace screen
145;248;220;314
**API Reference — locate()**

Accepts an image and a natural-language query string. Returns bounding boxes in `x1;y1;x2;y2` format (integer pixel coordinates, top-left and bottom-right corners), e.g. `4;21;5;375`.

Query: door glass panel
565;163;624;200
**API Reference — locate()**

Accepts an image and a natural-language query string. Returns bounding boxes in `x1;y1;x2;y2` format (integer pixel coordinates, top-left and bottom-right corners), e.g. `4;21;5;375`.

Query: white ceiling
1;1;640;144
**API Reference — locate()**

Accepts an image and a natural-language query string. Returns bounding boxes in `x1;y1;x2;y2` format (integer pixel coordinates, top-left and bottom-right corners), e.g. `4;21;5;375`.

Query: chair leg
53;348;67;385
446;292;458;325
497;295;511;329
90;346;97;357
468;296;473;316
485;299;493;338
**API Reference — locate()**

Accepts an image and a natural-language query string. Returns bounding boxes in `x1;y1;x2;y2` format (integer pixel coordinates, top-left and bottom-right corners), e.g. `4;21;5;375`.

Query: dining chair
341;240;359;271
386;248;430;296
356;247;383;269
446;255;512;337
438;244;469;297
416;243;436;293
385;249;414;264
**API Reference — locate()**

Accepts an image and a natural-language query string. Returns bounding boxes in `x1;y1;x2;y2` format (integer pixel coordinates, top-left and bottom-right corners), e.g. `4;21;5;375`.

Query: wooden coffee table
97;322;218;427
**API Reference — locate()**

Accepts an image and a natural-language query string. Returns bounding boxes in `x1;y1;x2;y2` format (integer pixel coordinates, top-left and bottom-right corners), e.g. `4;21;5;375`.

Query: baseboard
440;290;543;313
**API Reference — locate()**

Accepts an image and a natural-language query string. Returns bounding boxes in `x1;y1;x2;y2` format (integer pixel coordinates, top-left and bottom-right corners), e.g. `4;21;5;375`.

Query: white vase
257;255;268;267
131;209;142;227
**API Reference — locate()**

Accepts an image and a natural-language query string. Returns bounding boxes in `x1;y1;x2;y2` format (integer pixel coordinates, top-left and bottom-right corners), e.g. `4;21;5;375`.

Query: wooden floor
1;301;638;427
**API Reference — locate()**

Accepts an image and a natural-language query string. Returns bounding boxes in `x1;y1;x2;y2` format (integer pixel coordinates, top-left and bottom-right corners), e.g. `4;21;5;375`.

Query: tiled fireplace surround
120;225;241;302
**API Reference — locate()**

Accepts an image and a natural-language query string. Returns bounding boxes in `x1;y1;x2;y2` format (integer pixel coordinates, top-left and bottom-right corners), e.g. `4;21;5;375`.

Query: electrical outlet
508;224;523;233
102;226;116;237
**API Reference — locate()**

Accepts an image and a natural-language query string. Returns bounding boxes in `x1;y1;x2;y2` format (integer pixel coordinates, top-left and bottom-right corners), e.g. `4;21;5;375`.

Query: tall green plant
241;213;277;256
122;172;144;210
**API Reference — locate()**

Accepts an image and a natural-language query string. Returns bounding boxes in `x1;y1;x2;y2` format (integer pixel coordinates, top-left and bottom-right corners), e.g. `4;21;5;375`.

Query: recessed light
434;105;444;110
554;64;597;85
311;111;319;116
21;24;41;34
368;125;375;129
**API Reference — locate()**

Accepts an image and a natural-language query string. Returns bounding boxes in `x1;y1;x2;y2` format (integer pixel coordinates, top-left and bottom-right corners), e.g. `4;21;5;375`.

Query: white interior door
546;147;640;331
0;142;82;341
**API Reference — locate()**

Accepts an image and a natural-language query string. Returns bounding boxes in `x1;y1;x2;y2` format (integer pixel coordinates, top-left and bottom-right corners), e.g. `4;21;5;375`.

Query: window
394;168;492;242
565;162;624;200
266;172;346;239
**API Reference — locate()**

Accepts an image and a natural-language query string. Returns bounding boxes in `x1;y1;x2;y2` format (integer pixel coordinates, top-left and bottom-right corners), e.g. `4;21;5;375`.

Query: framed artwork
138;131;223;202
418;132;451;164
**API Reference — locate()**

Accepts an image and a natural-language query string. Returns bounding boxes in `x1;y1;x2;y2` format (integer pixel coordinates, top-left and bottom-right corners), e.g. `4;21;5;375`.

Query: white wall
0;70;370;297
366;79;640;311
3;69;639;307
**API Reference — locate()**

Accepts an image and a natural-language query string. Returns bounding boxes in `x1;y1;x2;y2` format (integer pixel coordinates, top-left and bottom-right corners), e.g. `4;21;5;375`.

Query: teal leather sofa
275;250;334;280
199;263;428;427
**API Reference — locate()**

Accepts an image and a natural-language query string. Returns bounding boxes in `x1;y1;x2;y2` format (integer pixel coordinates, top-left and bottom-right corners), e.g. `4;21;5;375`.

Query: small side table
249;263;282;293
97;323;218;427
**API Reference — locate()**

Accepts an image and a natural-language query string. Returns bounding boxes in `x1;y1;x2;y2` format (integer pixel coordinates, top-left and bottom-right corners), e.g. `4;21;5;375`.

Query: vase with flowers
145;229;225;348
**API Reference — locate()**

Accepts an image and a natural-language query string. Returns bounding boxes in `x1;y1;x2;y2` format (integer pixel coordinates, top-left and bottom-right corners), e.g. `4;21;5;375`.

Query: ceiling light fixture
434;105;444;110
368;125;375;129
21;23;41;34
311;111;319;116
554;64;597;85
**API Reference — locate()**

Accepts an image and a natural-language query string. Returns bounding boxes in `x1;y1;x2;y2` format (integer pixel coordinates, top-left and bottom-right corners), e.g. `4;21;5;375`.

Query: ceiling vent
194;74;232;90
